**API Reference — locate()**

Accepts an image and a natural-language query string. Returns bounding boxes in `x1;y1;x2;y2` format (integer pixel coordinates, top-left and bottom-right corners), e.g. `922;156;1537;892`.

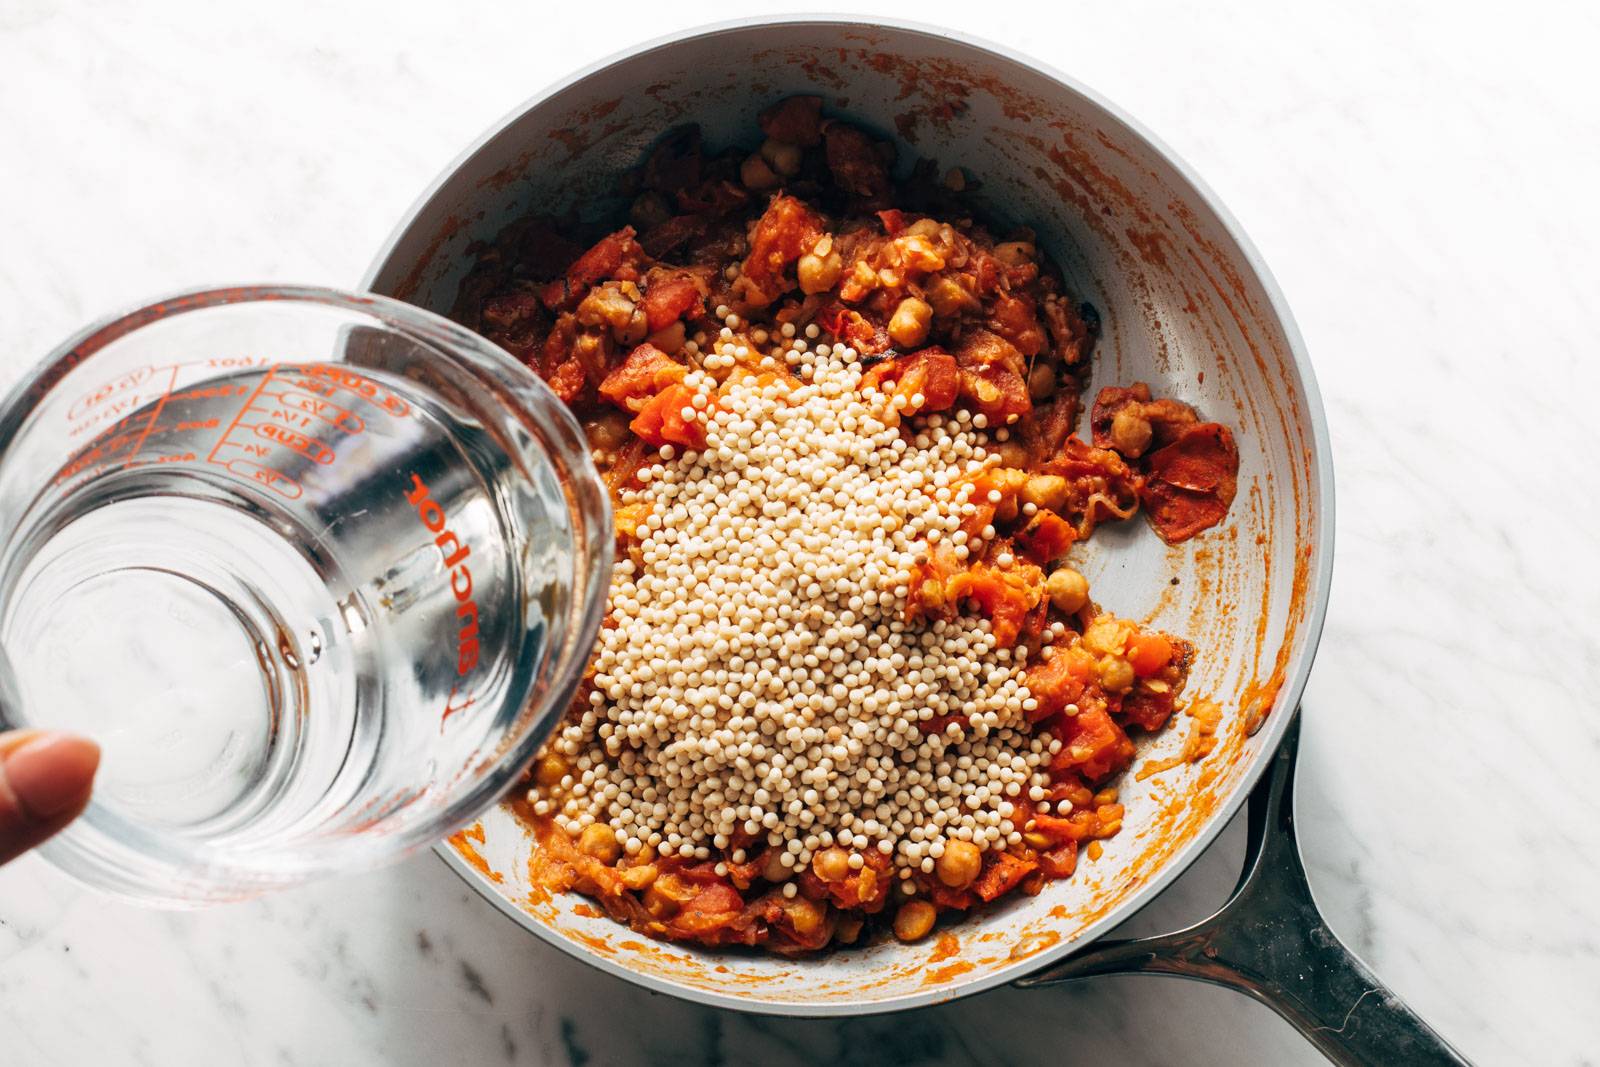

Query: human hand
0;731;100;866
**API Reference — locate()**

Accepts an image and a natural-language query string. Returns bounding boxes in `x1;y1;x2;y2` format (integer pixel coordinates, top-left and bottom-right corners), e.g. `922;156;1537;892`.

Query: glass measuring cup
0;286;611;903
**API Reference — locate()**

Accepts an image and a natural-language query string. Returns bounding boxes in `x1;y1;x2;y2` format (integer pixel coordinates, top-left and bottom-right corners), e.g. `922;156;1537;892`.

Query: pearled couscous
455;97;1240;954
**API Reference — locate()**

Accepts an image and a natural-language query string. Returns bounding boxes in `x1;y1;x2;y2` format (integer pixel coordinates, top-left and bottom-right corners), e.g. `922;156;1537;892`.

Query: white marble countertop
2;2;1596;1064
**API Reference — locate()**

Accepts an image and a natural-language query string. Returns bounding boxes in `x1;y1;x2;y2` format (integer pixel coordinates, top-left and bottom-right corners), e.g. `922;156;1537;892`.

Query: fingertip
3;732;101;819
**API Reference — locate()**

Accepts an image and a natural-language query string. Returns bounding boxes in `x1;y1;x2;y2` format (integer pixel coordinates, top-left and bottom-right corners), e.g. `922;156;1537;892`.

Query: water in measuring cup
0;360;552;849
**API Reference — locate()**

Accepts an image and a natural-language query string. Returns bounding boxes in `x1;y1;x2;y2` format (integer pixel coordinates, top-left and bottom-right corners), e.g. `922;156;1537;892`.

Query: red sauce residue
1006;929;1062;961
929;932;961;963
447;823;503;884
922;959;976;985
391;212;470;302
1126;227;1169;269
573;903;600;918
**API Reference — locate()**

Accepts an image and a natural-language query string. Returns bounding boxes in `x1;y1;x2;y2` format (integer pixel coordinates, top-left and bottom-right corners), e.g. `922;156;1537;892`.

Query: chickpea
905;217;942;238
935;839;983;889
618;306;650;346
645;319;686;355
1099;655;1136;693
848;259;880;294
893;899;938;942
888;297;933;349
1109;409;1154;458
835;913;865;945
1028;362;1057;401
761;848;790;883
740;153;781;190
619;863;659;891
533;752;568;787
925;275;977;317
1045;567;1089;614
578;823;622;864
994;241;1037;266
759;137;803;177
813;847;851;882
891;234;945;273
784;896;827;937
643;881;683;919
798;248;843;294
1021;474;1069;514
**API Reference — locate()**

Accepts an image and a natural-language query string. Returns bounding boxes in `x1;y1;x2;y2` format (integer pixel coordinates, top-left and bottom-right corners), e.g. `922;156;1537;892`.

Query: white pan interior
364;18;1331;1014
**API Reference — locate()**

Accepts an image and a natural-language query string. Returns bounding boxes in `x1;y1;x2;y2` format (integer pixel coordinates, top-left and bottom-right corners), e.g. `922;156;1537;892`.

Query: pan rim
364;12;1337;1017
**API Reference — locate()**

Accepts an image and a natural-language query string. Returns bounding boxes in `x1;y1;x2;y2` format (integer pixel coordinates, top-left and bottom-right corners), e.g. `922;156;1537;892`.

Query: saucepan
363;17;1462;1064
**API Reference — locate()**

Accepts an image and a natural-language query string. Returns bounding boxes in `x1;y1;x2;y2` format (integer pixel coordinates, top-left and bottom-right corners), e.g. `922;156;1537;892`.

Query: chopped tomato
1038;841;1079;879
1121;685;1177;733
629;383;708;449
972;852;1037;902
987;292;1046;358
740;194;824;300
1015;509;1076;564
928;881;977;911
546;359;587;405
1127;633;1173;678
1034;811;1088;845
859;348;960;416
641;272;706;332
1051;706;1135;783
599;343;687;412
945;559;1044;648
1140;423;1240;543
1021;645;1095;721
817;301;892;355
876;208;907;234
665;881;744;939
959;363;1031;423
1043;436;1142;538
540;227;643;311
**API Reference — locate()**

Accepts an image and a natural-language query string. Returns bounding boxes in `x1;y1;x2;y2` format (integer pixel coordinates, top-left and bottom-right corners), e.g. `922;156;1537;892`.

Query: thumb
0;731;101;866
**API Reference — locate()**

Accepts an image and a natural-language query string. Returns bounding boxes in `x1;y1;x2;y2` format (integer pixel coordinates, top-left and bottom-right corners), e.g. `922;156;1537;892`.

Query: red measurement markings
279;390;364;433
253;422;335;464
205;364;386;500
51;365;181;487
224;459;303;500
293;363;410;417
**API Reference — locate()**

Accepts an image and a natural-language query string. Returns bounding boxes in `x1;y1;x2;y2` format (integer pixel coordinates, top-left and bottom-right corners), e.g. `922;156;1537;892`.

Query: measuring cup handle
1014;713;1471;1067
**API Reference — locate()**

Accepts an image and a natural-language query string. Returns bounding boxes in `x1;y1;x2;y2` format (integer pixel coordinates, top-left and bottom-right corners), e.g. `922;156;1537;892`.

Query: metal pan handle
1014;713;1470;1066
